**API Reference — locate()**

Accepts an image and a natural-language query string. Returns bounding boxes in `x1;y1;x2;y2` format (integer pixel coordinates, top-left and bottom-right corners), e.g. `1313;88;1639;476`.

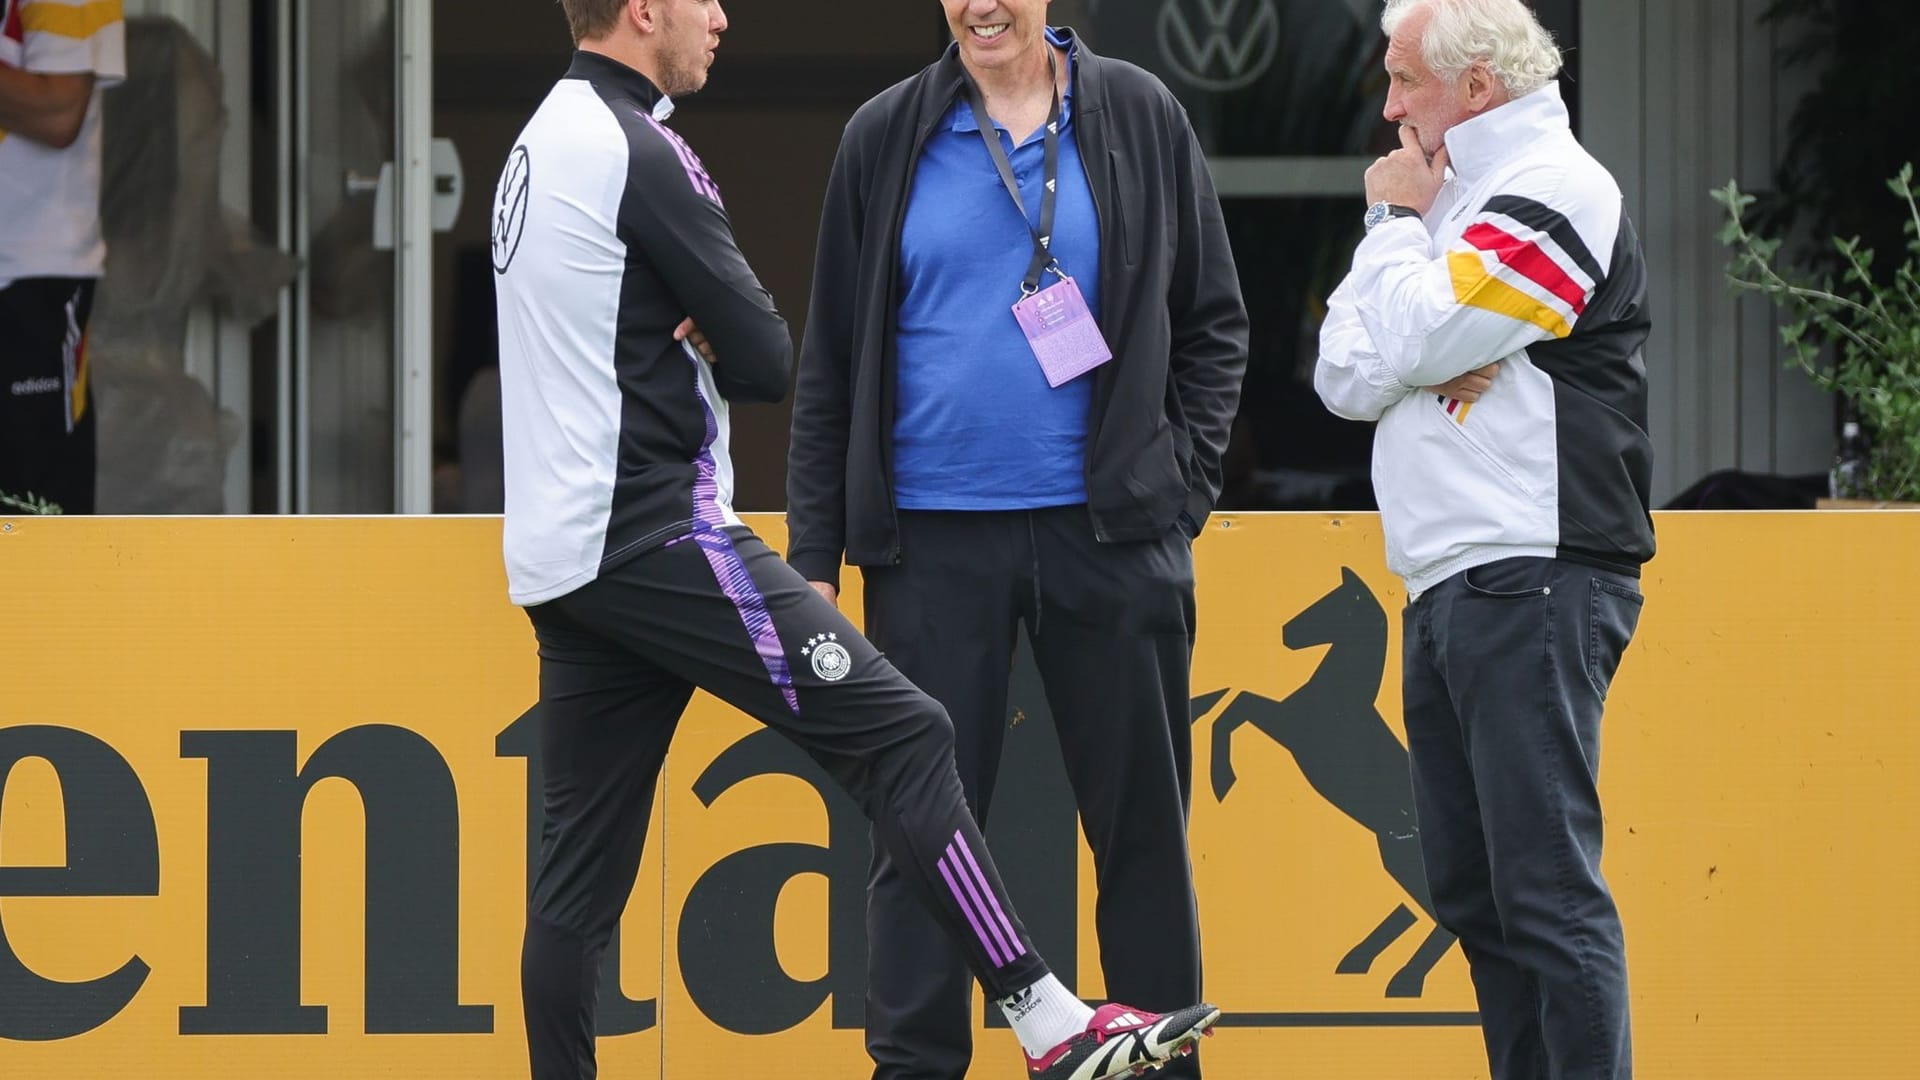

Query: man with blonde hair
1316;1;1653;1077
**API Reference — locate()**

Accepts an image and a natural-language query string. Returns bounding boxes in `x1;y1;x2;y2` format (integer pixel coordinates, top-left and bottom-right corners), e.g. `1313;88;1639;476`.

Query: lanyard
962;47;1065;297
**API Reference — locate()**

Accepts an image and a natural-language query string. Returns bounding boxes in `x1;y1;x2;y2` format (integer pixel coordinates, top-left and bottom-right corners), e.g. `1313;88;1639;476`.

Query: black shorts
0;277;96;514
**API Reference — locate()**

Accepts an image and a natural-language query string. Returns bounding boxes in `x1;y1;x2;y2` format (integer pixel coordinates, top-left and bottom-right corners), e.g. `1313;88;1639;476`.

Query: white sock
997;973;1096;1057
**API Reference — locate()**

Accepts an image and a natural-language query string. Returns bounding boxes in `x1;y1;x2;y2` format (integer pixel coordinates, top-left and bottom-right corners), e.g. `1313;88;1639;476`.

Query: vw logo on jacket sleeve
491;146;532;274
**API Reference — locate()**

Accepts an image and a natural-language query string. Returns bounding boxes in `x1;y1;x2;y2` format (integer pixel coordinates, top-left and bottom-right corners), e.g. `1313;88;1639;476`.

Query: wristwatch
1364;201;1422;232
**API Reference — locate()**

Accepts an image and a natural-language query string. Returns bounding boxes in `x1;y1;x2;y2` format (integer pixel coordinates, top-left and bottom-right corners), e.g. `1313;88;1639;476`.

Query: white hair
1381;0;1564;98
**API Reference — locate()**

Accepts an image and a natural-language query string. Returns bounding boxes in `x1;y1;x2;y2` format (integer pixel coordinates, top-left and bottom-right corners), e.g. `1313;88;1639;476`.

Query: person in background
0;0;126;514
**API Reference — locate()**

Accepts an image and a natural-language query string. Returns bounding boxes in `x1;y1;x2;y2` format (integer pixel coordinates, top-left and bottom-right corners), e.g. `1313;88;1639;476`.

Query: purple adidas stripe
951;831;1026;961
684;351;725;531
682;353;798;714
657;127;718;202
938;853;1007;967
641;112;725;206
942;842;1014;964
696;533;798;714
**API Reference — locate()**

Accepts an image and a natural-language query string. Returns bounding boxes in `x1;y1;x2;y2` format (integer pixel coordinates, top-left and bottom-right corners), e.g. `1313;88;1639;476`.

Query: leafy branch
1712;163;1920;502
0;491;65;515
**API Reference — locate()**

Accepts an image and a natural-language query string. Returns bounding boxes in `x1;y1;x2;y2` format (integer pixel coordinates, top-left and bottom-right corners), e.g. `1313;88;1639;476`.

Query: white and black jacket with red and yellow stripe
1316;81;1656;598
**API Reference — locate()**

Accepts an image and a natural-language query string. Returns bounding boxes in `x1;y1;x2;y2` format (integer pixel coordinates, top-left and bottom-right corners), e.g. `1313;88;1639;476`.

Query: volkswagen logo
491;146;531;274
1157;0;1282;92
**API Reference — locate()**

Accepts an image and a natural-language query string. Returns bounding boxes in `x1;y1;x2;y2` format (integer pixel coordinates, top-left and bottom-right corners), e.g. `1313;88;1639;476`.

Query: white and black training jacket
1316;82;1656;598
491;51;792;606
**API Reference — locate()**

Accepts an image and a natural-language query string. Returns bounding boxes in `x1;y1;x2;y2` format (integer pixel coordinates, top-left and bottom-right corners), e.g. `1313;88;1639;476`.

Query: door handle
340;139;464;250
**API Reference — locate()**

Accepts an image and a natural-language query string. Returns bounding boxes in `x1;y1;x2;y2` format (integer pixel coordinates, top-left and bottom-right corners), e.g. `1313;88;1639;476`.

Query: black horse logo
1209;567;1457;997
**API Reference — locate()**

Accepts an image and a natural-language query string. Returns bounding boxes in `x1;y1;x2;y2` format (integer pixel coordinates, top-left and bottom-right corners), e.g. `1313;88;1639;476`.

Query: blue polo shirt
893;28;1101;511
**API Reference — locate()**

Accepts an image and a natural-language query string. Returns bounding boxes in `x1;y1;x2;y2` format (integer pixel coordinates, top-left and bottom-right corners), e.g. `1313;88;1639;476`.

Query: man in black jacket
787;4;1248;1077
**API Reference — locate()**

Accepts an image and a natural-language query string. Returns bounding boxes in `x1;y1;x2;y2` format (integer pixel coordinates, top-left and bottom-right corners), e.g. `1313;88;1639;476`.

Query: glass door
297;0;433;512
101;0;436;514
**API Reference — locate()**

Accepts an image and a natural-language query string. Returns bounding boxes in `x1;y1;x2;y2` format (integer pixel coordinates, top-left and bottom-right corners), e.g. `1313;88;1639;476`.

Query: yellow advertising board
2;512;1917;1078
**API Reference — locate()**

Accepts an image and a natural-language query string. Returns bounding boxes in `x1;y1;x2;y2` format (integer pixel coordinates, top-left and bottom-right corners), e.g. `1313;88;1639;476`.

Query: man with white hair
1315;1;1653;1077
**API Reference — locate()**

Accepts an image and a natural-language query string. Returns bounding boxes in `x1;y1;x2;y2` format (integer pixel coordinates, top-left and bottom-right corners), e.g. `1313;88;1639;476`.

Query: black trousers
0;278;96;514
1403;557;1644;1080
861;507;1203;1080
522;526;1048;1080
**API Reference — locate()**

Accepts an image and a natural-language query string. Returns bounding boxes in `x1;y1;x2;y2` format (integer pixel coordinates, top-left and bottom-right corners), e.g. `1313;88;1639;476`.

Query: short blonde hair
1381;0;1563;97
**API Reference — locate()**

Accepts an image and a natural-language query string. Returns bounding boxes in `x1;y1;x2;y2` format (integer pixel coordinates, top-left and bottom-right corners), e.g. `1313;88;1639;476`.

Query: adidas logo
9;377;61;396
1103;1011;1147;1031
1000;986;1040;1022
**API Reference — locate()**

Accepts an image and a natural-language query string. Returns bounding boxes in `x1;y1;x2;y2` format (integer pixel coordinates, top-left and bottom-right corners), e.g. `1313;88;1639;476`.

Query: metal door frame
393;0;432;514
287;0;431;513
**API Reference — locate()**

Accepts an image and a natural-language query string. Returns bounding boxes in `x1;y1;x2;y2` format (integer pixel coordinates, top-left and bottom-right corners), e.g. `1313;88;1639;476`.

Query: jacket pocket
1169;413;1196;490
1107;149;1142;267
1435;397;1537;500
1120;419;1185;521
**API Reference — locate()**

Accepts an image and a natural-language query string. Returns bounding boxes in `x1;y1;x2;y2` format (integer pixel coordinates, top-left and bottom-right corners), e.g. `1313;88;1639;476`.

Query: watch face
1364;202;1387;228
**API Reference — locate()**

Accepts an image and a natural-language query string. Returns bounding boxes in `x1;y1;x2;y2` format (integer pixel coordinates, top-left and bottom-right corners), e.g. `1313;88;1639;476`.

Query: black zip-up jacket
785;32;1249;589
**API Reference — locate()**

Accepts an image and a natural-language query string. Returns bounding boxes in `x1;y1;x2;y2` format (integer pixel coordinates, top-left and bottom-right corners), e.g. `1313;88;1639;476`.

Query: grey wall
1580;0;1834;502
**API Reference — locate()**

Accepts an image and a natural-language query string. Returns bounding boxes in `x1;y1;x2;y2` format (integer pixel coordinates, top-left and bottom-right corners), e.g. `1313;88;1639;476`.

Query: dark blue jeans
1403;556;1644;1080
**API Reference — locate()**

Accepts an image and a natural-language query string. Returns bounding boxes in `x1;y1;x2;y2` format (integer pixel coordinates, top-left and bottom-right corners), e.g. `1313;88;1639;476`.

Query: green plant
0;491;63;515
1712;164;1920;503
